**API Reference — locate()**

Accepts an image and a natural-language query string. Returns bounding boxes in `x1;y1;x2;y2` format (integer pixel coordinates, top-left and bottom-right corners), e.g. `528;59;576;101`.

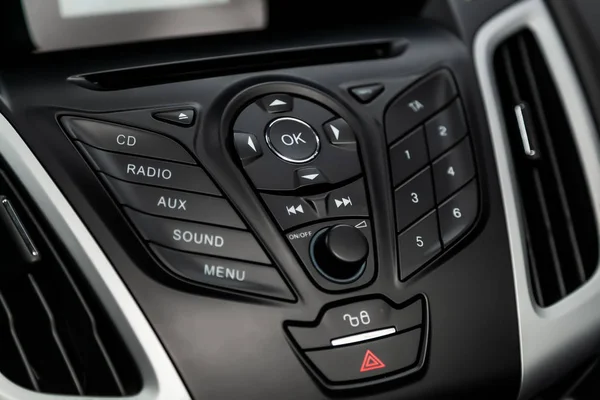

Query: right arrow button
324;118;356;145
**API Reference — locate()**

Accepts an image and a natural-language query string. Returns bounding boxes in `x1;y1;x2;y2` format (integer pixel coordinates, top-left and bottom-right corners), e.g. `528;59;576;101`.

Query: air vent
494;30;598;306
0;168;141;395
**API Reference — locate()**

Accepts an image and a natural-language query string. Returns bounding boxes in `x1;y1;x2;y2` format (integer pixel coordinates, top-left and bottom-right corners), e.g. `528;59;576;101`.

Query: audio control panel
56;69;481;390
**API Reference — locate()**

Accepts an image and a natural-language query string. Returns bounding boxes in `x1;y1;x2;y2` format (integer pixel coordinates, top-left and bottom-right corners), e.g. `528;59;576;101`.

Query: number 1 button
398;211;441;280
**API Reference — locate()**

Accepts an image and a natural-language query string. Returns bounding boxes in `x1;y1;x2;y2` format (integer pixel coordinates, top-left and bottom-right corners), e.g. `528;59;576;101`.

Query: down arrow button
294;167;328;189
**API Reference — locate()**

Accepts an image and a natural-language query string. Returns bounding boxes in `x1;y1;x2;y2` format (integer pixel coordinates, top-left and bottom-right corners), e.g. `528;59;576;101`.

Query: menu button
152;245;293;300
204;264;246;281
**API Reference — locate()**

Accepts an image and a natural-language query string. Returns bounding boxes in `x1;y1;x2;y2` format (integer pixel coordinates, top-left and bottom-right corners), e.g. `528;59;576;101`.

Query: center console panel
0;20;521;399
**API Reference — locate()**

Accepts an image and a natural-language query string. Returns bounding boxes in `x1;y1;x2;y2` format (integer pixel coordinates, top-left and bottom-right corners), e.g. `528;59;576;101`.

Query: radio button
79;143;220;196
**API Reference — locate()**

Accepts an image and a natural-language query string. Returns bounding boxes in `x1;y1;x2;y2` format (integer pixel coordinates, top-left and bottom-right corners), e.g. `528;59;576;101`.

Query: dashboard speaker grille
0;168;141;395
494;30;599;306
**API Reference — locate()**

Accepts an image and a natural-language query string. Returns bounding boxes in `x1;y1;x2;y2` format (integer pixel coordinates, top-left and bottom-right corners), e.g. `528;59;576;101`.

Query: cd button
62;117;195;164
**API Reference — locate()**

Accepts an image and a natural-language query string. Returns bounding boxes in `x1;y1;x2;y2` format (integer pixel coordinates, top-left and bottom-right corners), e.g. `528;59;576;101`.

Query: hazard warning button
305;328;422;383
360;350;386;372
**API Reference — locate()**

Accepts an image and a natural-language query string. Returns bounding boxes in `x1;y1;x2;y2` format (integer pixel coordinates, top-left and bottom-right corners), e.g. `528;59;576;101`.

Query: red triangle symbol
360;350;386;372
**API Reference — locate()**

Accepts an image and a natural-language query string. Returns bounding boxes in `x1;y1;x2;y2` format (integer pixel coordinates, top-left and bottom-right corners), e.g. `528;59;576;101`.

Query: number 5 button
432;137;475;201
438;180;478;246
398;211;441;280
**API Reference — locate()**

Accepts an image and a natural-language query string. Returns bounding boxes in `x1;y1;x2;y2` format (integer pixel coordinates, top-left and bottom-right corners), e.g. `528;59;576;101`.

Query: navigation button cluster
286;296;428;386
384;70;479;280
231;91;372;291
232;94;361;191
61;115;293;301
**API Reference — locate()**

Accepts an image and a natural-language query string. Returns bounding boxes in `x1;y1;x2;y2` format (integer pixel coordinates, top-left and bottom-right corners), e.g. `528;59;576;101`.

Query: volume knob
310;224;369;283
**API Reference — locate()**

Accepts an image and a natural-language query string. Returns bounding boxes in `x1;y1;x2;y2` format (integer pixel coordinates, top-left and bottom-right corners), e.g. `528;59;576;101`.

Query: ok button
266;117;320;163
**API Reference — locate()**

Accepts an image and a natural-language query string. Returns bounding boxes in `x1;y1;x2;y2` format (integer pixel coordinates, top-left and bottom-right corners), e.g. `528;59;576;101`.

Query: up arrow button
260;94;293;113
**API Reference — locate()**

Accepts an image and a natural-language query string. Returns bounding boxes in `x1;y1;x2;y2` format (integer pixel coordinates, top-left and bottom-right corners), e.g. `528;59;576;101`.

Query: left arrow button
234;132;263;165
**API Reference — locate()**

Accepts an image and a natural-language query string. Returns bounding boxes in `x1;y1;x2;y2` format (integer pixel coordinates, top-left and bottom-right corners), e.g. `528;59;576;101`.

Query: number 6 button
398;210;441;280
438;180;478;246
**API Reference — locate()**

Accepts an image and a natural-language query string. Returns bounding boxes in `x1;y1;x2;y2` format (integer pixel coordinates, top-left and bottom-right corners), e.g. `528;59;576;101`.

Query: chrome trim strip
0;114;190;399
1;197;40;260
514;104;536;158
330;327;396;347
474;1;600;398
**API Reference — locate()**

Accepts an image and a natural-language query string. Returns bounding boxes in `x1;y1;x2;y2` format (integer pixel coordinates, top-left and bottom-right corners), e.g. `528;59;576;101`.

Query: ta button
266;117;320;163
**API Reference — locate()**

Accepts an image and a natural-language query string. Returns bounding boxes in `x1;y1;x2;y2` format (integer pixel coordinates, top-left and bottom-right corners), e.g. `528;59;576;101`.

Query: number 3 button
394;167;435;232
398;210;441;280
438;180;478;246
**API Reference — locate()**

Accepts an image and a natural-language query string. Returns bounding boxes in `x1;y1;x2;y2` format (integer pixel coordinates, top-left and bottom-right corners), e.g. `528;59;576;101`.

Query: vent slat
29;276;83;395
34;252;126;395
0;292;38;391
0;168;142;395
494;30;599;306
532;171;567;298
517;36;588;287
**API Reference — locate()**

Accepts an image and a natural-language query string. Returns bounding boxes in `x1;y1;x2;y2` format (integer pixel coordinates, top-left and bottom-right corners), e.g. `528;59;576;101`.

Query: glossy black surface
0;18;520;400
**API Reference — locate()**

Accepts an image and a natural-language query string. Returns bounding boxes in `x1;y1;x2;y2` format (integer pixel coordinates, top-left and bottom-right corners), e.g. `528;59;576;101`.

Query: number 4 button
438;180;478;246
432;138;475;201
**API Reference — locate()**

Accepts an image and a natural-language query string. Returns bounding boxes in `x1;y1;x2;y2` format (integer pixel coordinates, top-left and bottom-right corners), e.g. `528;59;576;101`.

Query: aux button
265;117;320;163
